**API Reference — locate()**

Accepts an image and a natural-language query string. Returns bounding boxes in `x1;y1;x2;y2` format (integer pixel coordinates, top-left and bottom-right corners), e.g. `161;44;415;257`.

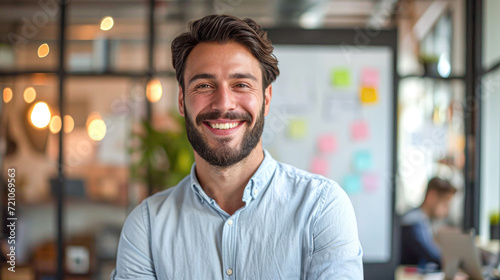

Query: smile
208;122;240;130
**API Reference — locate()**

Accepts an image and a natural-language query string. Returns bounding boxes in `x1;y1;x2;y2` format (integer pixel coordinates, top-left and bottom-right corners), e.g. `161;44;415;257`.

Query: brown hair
425;177;457;197
171;14;280;91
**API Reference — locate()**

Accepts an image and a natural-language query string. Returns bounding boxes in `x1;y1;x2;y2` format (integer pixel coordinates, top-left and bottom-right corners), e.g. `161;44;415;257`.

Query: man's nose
211;86;236;112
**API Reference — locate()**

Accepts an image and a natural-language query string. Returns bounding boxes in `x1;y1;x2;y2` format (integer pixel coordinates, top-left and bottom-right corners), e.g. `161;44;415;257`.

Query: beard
184;102;265;167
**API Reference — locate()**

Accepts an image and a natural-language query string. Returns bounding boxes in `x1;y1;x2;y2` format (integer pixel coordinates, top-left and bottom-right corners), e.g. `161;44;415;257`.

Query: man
112;14;363;279
400;177;457;267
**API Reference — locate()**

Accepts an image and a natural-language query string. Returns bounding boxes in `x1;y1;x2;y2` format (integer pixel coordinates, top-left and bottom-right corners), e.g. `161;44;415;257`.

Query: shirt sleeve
111;201;156;280
403;223;442;265
305;183;364;280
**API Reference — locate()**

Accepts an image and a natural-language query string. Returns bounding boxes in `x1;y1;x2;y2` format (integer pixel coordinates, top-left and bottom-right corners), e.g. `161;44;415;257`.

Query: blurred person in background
400;177;457;268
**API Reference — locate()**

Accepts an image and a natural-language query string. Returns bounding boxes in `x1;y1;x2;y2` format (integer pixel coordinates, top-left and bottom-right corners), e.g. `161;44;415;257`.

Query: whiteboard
263;45;394;262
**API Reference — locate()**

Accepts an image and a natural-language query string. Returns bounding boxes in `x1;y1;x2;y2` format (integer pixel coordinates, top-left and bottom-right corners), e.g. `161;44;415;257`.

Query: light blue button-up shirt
111;150;363;279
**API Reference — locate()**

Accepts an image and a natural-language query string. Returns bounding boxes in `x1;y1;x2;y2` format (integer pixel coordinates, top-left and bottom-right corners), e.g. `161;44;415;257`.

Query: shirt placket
222;213;237;280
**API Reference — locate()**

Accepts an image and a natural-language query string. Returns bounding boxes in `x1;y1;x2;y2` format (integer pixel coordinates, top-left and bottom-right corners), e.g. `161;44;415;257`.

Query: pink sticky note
361;68;380;87
310;157;329;177
317;134;337;154
362;173;378;192
351;121;369;141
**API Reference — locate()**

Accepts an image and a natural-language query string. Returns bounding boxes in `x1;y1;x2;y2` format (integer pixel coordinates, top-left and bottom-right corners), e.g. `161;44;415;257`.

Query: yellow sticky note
331;68;351;87
360;87;378;104
288;119;307;139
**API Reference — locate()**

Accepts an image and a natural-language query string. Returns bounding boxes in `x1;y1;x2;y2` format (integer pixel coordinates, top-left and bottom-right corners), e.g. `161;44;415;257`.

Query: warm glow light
30;102;51;128
3;88;13;103
88;119;107;141
64;115;74;133
146;78;162;103
49;115;62;134
100;16;114;31
23;87;36;103
38;43;50;58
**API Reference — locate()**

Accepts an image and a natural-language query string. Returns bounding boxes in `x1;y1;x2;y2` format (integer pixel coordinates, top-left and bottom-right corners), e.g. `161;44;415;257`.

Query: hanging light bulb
49;115;62;134
30;102;51;128
146;78;163;103
100;16;114;31
23;87;36;103
3;87;13;103
38;43;50;58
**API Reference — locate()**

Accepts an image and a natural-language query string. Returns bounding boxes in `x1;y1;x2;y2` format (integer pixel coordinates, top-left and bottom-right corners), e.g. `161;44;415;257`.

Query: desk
395;266;469;280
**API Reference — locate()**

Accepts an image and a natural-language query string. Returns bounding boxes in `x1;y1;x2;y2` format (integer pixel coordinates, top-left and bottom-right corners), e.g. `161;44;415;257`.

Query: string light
38;43;50;58
23;87;36;103
49;115;62;134
86;112;106;141
64;115;74;133
100;16;114;31
30;102;51;128
146;78;163;103
3;88;13;103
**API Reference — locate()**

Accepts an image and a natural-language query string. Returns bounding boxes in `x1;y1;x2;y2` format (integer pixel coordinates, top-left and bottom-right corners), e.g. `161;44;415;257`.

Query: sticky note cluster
359;68;379;105
341;150;379;195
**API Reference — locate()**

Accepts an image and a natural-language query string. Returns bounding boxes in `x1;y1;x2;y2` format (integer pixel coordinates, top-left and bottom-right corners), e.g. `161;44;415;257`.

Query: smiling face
178;42;272;167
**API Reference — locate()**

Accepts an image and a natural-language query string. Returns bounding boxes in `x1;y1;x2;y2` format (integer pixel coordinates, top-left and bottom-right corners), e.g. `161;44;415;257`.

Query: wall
479;0;500;242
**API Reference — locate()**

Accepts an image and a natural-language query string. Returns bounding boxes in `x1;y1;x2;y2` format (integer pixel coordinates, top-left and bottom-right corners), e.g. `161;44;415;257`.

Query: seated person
400;177;457;268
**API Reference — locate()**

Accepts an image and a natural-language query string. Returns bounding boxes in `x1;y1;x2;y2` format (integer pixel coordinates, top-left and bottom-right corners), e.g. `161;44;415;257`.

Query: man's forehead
184;42;262;80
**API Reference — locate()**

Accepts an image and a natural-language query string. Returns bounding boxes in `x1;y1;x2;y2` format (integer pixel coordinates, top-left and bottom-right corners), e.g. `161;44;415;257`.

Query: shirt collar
189;149;277;205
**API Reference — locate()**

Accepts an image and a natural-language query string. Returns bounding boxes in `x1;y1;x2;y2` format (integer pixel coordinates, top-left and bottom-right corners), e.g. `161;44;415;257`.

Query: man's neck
194;145;265;216
420;203;433;220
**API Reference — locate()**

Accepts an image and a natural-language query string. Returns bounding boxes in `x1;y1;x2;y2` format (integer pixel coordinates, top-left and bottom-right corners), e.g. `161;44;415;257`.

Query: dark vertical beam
56;0;67;279
146;0;155;195
463;0;482;233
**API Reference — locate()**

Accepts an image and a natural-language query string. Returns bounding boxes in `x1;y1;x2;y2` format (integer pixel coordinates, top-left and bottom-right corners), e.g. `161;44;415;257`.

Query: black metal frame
266;27;399;280
56;1;67;279
463;0;483;233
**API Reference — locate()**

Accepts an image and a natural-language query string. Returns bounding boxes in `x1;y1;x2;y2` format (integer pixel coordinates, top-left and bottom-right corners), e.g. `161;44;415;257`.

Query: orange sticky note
360;87;378;104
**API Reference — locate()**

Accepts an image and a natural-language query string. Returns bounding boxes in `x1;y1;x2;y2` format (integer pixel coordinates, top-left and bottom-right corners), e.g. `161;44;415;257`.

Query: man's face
178;42;272;167
429;191;454;219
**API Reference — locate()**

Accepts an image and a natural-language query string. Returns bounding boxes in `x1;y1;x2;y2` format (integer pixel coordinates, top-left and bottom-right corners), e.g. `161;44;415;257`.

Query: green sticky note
331;68;351;87
343;174;362;195
288;119;307;140
353;150;373;171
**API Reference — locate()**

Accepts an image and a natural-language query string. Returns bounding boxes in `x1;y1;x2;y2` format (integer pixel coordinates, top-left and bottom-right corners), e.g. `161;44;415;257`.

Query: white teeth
208;122;239;130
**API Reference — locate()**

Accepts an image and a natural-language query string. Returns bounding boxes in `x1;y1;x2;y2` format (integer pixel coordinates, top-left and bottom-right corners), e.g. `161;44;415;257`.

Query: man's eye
235;84;249;88
196;84;211;89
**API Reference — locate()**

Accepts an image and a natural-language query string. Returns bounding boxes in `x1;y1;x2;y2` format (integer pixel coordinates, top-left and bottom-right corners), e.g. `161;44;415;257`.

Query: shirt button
226;268;233;276
227;219;233;226
253;189;258;195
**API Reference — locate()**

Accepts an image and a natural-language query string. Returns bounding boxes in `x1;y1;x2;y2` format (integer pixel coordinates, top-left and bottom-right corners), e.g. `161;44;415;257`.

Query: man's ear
264;84;273;117
178;85;185;117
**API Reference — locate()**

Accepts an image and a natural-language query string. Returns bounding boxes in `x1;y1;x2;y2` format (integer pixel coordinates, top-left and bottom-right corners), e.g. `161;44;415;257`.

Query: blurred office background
0;0;499;279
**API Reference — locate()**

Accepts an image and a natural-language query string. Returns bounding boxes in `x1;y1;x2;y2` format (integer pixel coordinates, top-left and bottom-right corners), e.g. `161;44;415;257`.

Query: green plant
130;113;194;191
491;211;500;226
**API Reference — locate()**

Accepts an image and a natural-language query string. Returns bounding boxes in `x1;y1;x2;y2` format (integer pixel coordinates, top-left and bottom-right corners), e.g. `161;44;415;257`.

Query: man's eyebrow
187;73;216;87
229;73;258;81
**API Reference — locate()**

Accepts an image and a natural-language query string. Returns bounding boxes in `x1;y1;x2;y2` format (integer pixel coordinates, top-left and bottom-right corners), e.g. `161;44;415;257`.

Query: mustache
196;111;253;125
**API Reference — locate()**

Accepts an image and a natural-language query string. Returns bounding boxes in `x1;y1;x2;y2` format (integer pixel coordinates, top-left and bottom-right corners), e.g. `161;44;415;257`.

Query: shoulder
125;175;190;226
273;161;350;211
401;208;427;226
275;161;344;196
